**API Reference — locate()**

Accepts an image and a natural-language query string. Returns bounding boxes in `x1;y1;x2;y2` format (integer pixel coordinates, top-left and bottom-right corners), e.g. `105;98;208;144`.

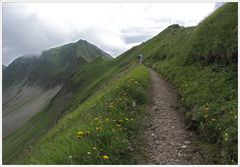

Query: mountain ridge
3;39;112;90
3;40;113;163
2;3;237;165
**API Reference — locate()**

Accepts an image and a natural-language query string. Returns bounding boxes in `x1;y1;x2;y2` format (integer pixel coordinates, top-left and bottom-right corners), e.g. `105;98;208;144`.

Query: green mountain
3;3;237;165
3;40;112;163
3;40;111;89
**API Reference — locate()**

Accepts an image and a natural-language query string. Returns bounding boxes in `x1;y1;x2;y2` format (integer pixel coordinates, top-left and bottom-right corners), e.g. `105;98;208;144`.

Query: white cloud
3;3;216;65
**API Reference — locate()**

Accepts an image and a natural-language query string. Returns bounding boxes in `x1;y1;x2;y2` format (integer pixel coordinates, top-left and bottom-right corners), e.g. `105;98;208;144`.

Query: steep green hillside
188;3;237;64
4;34;148;164
20;65;150;164
3;54;132;164
3;40;112;164
142;3;237;164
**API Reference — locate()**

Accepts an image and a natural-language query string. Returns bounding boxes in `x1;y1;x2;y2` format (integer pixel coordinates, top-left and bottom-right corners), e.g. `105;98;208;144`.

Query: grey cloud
122;26;164;44
73;27;126;57
4;3;212;65
146;17;172;24
3;3;165;64
3;3;125;64
124;34;151;43
3;4;72;65
107;49;124;57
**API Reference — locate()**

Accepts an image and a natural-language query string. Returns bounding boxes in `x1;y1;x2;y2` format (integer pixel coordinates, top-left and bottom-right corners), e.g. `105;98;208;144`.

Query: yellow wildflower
77;131;86;139
87;152;91;155
96;126;102;131
77;131;85;136
102;155;109;160
92;147;96;150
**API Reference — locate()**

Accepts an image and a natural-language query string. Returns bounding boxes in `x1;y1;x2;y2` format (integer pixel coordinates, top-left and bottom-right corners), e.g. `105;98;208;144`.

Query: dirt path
139;69;206;165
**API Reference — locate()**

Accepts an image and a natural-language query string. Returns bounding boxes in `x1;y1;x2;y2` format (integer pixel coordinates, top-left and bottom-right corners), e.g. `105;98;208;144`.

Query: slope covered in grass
20;66;150;164
3;56;130;164
3;39;138;164
3;41;113;164
188;3;237;64
142;3;237;164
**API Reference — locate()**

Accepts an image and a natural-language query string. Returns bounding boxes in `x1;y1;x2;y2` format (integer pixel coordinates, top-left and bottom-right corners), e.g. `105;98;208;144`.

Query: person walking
138;54;144;63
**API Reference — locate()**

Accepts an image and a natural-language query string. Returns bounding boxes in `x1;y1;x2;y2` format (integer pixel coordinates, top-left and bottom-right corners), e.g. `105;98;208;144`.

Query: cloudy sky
3;3;218;65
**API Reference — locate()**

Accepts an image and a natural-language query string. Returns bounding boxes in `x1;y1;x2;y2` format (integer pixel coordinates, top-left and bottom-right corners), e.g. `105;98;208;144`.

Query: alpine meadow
2;3;238;165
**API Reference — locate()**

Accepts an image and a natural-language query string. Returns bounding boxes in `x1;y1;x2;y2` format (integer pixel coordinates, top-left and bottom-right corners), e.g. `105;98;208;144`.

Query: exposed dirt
139;69;206;165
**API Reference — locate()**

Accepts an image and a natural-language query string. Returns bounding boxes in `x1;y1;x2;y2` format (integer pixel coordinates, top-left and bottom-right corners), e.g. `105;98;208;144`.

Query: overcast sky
3;3;218;65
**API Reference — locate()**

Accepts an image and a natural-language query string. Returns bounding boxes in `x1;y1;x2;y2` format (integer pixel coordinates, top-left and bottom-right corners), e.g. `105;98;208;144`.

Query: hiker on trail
138;54;144;63
152;64;156;71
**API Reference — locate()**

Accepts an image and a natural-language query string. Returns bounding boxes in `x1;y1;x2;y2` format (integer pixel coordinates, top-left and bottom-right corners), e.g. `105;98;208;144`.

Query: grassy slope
3;40;113;164
20;65;150;164
142;3;237;164
10;35;148;164
3;107;52;163
3;53;136;164
188;3;237;64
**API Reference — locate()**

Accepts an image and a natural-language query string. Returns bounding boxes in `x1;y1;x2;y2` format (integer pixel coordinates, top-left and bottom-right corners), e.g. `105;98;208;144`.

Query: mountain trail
139;69;206;165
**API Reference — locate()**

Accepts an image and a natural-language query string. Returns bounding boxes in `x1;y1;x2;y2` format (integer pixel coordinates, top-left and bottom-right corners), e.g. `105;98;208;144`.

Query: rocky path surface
139;69;206;165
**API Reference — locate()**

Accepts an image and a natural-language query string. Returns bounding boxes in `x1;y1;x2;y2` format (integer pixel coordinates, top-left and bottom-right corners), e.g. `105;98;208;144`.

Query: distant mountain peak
75;39;112;61
3;39;112;89
77;39;88;43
